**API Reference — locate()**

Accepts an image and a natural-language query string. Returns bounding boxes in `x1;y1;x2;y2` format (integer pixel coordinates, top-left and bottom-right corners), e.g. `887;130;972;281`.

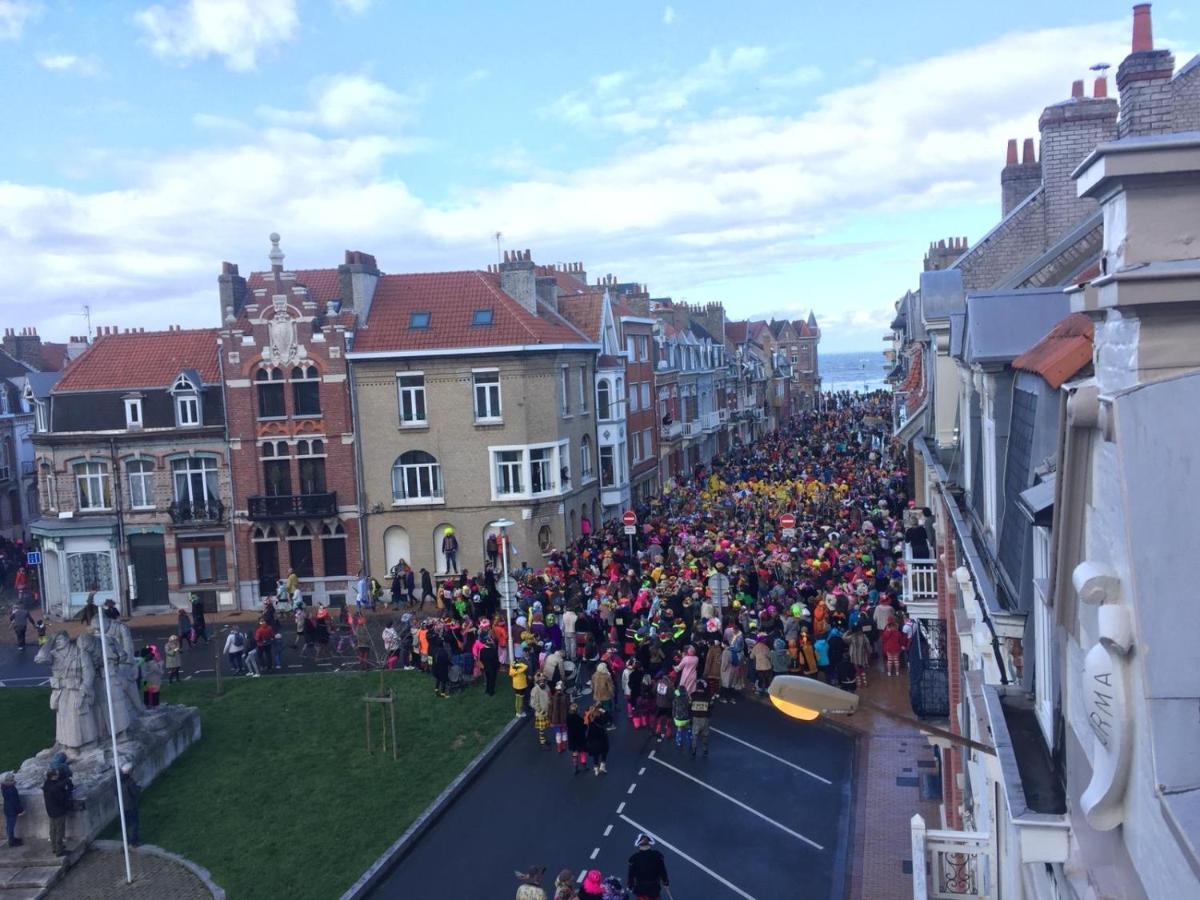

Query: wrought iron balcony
168;499;226;526
247;491;338;520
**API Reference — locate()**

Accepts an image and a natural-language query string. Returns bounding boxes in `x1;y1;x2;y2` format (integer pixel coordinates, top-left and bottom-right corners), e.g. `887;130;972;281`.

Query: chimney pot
1071;79;1084;98
1006;139;1018;165
1093;76;1108;98
1132;3;1153;53
1022;138;1036;164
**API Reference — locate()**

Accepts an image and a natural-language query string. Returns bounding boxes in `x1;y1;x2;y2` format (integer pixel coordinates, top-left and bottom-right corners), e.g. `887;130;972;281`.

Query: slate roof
1012;312;1094;389
964;288;1072;367
352;271;593;354
53;329;221;392
0;350;34;378
920;269;966;322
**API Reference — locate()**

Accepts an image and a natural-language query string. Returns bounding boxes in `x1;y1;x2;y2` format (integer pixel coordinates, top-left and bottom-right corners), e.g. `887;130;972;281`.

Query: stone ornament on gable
1073;560;1134;831
268;298;299;365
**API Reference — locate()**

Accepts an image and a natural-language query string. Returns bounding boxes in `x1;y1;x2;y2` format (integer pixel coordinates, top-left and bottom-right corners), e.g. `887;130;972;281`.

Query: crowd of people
363;390;920;898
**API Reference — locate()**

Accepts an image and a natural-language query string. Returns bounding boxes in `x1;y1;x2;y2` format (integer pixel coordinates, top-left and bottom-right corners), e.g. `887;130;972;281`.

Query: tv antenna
494;231;503;265
81;304;92;341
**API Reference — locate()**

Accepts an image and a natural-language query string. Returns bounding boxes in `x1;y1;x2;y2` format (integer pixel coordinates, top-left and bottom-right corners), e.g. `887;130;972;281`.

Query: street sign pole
97;610;133;884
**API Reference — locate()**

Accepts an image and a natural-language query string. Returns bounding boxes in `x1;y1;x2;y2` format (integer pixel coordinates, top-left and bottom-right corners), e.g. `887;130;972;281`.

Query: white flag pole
97;610;133;884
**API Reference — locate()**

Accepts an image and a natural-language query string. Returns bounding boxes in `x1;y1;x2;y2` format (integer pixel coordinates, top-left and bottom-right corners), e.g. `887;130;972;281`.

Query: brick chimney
337;249;381;322
2;327;44;370
1038;78;1118;242
218;261;247;322
1117;3;1176;138
499;249;537;315
1001;137;1042;217
923;237;968;271
535;274;559;314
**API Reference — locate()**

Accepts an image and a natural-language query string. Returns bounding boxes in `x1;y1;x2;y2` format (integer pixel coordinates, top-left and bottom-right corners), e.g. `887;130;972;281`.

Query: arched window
287;523;314;577
291;364;321;416
580;435;593;479
73;460;111;511
597;380;611;420
126;459;155;509
392;450;443;503
256;367;285;418
297;440;326;495
252;526;280;596
321;521;347;576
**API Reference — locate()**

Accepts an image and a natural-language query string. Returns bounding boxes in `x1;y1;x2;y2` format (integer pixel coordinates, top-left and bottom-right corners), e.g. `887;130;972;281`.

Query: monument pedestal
12;704;200;847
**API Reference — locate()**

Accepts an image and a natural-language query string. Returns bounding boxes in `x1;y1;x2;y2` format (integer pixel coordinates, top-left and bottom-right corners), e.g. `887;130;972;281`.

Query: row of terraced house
17;240;818;617
888;5;1200;899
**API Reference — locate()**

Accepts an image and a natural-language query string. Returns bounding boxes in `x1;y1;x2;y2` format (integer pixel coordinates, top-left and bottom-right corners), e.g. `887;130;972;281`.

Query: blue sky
1;0;1197;351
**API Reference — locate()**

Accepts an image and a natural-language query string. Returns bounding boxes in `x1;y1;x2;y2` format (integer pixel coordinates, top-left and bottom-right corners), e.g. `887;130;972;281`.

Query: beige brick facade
352;349;600;581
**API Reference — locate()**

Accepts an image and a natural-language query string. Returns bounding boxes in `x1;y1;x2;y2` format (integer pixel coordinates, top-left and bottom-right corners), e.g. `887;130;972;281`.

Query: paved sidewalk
841;664;942;900
46;844;217;899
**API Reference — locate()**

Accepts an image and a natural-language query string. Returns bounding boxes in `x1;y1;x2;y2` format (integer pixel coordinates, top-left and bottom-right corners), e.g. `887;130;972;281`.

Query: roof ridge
473;270;545;343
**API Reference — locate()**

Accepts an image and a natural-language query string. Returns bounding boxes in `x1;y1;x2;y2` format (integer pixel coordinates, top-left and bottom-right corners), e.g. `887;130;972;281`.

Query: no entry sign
622;510;637;526
779;513;796;530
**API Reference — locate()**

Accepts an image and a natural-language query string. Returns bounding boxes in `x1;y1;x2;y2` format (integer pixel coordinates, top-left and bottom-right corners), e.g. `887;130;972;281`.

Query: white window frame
126;459;155;510
171;455;219;506
640;382;650;408
578;366;588;414
473;369;502;422
1032;527;1054;742
396;372;427;427
34;401;47;433
632;431;643;463
626;336;636;361
580;435;594;481
529;446;556;494
176;394;200;427
74;460;112;511
629;382;639;412
391;451;444;505
124;398;143;429
489;441;569;501
560;365;570;416
982;411;998;537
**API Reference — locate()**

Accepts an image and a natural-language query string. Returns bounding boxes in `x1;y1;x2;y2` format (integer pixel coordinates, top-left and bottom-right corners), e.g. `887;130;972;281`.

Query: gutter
347;342;601;360
216;343;241;611
347;357;369;579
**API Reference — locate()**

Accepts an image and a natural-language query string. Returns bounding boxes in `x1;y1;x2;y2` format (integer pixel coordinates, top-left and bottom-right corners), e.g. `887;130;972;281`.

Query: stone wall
956;192;1047;292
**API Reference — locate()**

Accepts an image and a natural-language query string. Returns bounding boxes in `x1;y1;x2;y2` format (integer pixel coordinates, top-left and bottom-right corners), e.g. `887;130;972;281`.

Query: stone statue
268;300;297;364
37;632;99;750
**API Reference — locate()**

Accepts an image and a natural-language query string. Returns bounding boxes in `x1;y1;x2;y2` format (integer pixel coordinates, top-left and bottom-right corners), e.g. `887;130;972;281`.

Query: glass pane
181;548;198;584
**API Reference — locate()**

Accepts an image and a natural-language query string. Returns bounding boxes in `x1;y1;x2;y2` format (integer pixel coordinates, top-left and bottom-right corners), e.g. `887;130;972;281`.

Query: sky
1;1;1197;352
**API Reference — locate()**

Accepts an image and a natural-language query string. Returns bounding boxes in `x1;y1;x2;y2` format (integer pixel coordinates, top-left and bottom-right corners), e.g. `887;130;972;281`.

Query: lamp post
489;518;516;666
766;675;996;756
96;610;134;883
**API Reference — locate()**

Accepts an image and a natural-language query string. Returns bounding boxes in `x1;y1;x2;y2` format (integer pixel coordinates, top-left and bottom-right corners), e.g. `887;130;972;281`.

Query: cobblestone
46;846;215;899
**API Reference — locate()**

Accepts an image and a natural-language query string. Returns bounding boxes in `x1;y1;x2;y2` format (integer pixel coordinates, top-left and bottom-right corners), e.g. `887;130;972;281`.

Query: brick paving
843;662;942;900
46;846;214;899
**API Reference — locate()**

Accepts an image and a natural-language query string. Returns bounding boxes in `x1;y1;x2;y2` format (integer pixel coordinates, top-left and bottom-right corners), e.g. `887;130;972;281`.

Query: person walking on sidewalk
224;626;247;675
627;833;670;900
119;764;141;846
190;593;209;644
880;619;906;677
2;772;23;848
176;607;194;649
42;767;71;857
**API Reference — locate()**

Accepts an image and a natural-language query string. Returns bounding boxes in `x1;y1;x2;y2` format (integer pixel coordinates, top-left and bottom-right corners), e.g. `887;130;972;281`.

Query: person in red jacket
254;619;275;672
880;619;907;677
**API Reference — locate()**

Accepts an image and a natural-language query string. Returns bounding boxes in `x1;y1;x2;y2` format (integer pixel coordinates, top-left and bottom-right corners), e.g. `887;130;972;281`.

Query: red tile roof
246;268;343;306
556;292;606;342
725;321;748;343
352;271;593;354
791;319;813;338
54;329;221;392
1012;313;1093;389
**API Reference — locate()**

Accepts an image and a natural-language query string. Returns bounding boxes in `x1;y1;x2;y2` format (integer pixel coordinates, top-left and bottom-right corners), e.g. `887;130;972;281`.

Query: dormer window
124;397;143;430
176;395;200;427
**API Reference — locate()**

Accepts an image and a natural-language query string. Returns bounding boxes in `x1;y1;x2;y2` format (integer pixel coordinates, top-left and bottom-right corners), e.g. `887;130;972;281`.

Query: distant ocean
819;350;891;393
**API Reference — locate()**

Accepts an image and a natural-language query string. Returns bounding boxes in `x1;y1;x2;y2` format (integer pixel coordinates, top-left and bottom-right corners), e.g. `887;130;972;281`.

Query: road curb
92;840;226;898
339;711;527;900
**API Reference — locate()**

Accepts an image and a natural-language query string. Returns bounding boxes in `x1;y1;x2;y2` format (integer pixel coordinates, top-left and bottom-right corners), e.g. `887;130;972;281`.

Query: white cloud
37;53;100;76
663;5;675;25
545;45;770;132
2;19;1134;347
134;0;298;71
0;0;38;39
761;66;823;89
259;73;423;133
334;0;372;12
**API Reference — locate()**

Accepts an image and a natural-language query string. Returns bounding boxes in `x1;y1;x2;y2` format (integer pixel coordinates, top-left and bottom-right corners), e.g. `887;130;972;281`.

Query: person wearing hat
2;771;23;847
41;766;72;856
553;868;580;900
529;673;551;748
514;865;547;900
627;833;670;899
119;763;141;846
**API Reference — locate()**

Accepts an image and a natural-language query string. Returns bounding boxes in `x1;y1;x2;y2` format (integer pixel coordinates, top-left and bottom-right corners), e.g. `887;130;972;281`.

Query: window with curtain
126;459;155;509
256;368;285;418
391;450;443;502
473;371;501;420
291;365;321;416
74;461;111;510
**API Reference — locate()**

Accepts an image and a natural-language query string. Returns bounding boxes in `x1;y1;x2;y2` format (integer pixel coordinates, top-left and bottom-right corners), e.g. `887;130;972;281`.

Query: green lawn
43;670;513;899
0;686;54;773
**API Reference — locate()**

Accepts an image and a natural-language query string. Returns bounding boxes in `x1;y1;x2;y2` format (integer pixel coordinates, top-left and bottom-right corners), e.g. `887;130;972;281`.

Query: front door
129;533;169;608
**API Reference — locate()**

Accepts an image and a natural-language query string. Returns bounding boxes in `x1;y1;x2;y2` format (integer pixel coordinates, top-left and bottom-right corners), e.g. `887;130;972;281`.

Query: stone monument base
12;704;200;848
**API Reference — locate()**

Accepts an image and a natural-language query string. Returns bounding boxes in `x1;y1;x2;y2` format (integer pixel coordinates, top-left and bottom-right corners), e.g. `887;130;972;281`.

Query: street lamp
766;675;996;756
488;518;516;669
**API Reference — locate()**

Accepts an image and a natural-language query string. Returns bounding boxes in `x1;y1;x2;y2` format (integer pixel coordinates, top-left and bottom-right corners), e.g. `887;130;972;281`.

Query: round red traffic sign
622;510;638;526
779;513;796;529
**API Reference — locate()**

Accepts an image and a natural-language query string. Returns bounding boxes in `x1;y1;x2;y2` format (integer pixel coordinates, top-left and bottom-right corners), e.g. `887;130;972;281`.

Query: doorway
128;533;169;608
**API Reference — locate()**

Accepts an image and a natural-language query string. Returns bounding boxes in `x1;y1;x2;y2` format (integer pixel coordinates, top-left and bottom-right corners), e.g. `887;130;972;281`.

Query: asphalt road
370;693;854;900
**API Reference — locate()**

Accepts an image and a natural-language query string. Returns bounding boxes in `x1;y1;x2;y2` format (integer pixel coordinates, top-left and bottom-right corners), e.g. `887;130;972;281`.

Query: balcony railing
248;491;338;520
0;466;9;482
659;420;682;441
718;408;729;424
903;546;938;621
168;499;226;526
701;411;720;432
681;420;699;439
911;814;994;899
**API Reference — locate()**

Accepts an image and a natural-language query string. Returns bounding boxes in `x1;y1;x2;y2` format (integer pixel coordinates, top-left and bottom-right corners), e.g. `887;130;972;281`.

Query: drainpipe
108;437;129;617
347;353;369;578
217;341;241;611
